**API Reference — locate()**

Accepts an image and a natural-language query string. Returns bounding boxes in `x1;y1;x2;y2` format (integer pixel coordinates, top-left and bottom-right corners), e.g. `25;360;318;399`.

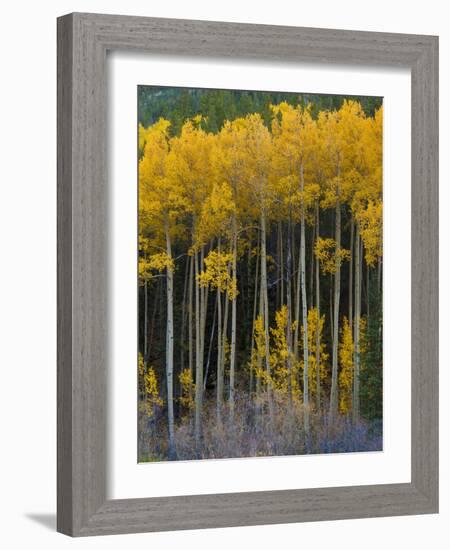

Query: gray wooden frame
57;12;438;537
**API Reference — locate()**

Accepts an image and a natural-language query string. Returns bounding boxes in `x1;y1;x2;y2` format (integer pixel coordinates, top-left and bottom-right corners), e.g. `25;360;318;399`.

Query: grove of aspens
138;88;383;461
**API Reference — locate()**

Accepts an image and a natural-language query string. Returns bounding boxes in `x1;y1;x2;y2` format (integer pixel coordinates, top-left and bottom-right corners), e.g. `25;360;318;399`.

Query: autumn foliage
138;90;383;461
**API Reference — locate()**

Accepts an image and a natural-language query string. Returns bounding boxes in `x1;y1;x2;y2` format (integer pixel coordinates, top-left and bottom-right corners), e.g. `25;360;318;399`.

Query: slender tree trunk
220;257;231;391
260;208;274;421
250;232;260;395
300;164;310;439
229;214;238;421
194;247;203;452
366;258;370;318
201;288;208;370
216;239;223;422
349;219;354;331
315;201;321;412
159;274;165;396
188;254;194;407
255;287;264;421
294;225;301;360
164;219;175;458
291;220;297;304
199;246;208;378
279;221;284;308
180;255;190;374
276;222;280;308
221;288;230;392
329;194;341;420
216;287;223;421
286;214;293;402
353;224;361;423
246;239;252;353
261;210;271;375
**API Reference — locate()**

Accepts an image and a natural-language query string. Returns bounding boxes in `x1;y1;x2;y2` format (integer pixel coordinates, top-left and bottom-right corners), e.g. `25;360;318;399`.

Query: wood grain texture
57;13;73;535
410;36;439;506
57;12;439;536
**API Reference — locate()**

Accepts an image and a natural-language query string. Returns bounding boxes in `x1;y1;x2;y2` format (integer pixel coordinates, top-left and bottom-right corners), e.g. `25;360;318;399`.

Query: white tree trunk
199;246;209;378
194;247;203;452
315;201;321;411
229;215;238;420
180;255;189;375
260;209;274;421
216;287;223;421
144;279;148;362
286;215;293;402
349;219;354;332
250;232;260;395
216;239;223;423
294;230;301;360
300;164;310;438
329;196;341;420
165;219;175;458
221;281;230;397
353;224;361;423
188;255;194;414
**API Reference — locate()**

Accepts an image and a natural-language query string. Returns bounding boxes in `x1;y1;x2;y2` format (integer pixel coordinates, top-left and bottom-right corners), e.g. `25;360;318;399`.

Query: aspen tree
320;102;364;420
213;120;248;420
271;103;316;436
139;118;184;458
168;117;213;450
197;178;235;422
241;114;274;420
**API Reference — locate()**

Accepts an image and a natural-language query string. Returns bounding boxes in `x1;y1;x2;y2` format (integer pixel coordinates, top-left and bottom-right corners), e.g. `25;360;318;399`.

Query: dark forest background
138;86;382;135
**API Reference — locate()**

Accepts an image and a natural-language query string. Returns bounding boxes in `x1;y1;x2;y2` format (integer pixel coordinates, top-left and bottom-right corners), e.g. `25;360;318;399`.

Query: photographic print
138;86;383;462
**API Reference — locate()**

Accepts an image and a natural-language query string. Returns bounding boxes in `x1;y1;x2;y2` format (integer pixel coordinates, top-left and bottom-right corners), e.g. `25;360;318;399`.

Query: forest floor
138;395;382;462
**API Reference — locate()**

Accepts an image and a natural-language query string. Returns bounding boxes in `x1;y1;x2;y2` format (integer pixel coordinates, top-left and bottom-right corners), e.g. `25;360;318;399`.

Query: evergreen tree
360;285;383;421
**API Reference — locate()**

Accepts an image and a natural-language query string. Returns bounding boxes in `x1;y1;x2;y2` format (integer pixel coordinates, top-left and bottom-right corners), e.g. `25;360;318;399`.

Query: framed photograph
57;13;438;536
